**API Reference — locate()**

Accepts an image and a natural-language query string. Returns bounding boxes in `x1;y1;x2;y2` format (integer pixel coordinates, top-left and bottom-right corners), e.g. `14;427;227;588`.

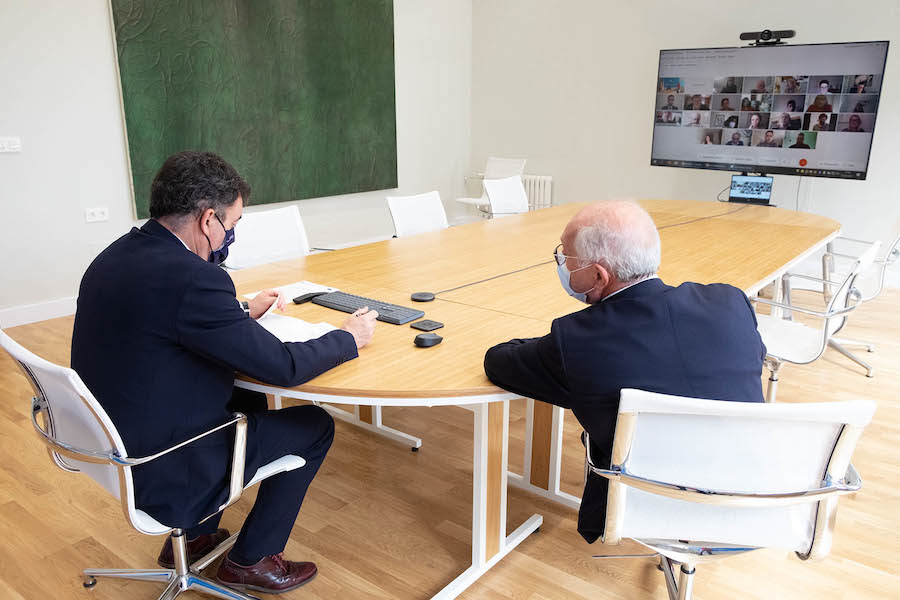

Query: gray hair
573;201;661;283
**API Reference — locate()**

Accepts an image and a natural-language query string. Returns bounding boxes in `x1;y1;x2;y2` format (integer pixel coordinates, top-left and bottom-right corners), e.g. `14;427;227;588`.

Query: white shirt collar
173;233;192;252
601;275;659;301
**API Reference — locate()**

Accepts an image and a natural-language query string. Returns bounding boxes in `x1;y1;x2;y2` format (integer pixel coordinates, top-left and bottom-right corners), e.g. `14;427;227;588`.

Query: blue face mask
557;261;595;303
207;213;235;265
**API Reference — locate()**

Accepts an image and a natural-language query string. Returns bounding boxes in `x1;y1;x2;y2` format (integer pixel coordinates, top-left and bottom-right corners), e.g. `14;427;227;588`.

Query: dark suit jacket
483;278;766;543
72;219;358;528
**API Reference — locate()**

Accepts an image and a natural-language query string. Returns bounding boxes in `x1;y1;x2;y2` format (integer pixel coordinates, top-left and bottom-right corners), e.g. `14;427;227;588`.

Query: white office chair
223;205;310;269
0;327;306;600
799;228;900;375
751;241;880;402
483;175;530;219
587;388;874;600
456;156;527;212
386;191;449;237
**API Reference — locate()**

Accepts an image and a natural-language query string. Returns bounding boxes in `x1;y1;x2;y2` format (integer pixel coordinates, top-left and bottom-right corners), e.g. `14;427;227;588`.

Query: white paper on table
244;281;338;301
257;313;338;343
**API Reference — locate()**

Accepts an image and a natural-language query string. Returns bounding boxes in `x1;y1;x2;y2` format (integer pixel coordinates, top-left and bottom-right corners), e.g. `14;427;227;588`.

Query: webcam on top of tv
740;29;796;47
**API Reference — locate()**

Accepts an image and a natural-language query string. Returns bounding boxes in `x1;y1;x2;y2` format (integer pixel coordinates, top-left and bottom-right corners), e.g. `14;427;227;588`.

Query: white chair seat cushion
756;314;825;364
131;455;306;534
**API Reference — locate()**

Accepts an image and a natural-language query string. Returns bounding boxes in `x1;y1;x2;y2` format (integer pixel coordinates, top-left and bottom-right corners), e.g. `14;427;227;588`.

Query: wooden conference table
230;199;840;599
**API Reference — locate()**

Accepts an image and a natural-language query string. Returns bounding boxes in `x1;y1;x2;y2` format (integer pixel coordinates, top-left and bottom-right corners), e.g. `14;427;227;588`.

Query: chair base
82;529;256;600
83;570;261;600
828;338;875;377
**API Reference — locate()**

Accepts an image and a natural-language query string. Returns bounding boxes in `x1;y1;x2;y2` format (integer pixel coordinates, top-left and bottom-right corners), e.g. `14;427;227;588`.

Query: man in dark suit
483;200;766;544
72;151;378;593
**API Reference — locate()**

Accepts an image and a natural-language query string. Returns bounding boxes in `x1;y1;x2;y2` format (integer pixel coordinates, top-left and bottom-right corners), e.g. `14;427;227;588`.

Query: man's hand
248;289;285;320
340;307;378;349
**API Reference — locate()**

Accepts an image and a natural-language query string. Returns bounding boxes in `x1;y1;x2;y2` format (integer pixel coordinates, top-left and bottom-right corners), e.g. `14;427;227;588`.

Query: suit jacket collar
140;219;192;251
600;277;670;302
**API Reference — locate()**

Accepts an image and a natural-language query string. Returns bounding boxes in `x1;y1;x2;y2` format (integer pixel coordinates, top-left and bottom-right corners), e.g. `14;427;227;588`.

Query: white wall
0;0;472;322
471;0;900;274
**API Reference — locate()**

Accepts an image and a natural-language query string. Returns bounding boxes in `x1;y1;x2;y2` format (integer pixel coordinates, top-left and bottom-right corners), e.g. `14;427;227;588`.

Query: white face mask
557;261;595;303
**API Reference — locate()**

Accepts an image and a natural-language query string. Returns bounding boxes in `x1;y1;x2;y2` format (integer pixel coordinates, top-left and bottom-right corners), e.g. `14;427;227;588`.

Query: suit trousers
187;388;334;563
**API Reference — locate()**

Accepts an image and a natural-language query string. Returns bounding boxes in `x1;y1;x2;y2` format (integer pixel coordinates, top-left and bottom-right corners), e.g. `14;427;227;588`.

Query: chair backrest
824;241;880;338
859;228;900;302
223;205;310;269
483;176;530;218
483;156;527;180
386;191;449;237
0;328;151;532
602;389;875;560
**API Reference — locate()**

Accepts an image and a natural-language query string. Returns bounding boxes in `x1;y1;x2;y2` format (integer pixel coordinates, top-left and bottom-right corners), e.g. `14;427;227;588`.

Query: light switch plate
0;137;22;153
85;206;109;223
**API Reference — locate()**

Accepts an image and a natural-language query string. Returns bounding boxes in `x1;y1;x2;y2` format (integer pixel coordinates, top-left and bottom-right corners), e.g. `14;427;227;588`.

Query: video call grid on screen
651;41;889;180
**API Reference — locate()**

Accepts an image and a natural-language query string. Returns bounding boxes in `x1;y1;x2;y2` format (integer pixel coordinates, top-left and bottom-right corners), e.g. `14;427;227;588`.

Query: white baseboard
0;297;77;328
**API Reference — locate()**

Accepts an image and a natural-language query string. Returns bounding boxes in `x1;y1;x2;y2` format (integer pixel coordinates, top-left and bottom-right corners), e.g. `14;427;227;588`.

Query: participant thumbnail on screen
772;94;806;113
841;94;879;113
803;113;836;131
697;129;722;145
810;76;843;94
713;94;742;112
722;130;751;146
658;77;684;93
712;111;741;128
655;110;682;125
713;76;743;93
683;94;711;110
844;74;881;94
740;94;771;112
752;129;784;147
683;110;711;127
837;113;874;132
806;94;836;112
743;77;773;94
742;112;771;129
771;112;803;130
784;131;817;149
658;93;683;110
774;75;808;94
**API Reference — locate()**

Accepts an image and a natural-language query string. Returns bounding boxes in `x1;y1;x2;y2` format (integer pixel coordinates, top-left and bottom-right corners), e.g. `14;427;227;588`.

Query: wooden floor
1;289;897;600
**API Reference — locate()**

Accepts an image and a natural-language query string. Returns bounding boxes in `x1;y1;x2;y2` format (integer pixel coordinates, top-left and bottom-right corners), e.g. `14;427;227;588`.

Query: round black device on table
414;333;443;348
411;292;435;302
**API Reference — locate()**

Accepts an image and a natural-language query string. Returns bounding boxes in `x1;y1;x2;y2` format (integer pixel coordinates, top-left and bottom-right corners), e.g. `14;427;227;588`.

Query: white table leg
507;400;581;510
317;404;423;450
431;400;542;599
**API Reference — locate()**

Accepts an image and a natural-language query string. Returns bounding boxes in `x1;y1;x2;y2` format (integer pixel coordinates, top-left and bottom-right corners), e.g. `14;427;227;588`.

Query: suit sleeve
483;320;571;408
175;264;358;388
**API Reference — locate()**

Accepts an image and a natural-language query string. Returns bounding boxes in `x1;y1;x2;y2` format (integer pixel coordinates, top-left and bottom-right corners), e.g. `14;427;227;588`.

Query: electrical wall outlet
0;137;22;153
84;206;109;223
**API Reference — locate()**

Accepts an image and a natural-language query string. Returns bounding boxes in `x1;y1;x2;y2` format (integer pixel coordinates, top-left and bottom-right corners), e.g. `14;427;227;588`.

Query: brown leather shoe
216;552;317;593
157;528;231;569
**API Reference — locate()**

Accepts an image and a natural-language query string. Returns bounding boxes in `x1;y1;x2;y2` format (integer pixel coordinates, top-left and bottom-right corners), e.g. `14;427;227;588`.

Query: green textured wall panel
111;0;397;219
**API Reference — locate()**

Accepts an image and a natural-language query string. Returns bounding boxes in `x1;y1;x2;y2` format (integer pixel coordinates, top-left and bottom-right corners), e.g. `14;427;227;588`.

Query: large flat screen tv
651;41;889;180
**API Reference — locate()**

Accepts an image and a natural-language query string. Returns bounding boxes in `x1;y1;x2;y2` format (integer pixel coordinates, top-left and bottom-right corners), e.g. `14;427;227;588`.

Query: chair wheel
866;372;875;378
411;447;419;452
83;577;97;588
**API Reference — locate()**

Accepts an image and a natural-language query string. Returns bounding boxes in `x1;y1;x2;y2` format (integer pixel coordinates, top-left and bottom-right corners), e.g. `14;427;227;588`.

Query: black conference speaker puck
411;292;435;302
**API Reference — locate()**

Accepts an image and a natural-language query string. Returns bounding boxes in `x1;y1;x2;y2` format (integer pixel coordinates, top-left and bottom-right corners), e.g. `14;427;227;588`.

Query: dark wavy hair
149;151;250;220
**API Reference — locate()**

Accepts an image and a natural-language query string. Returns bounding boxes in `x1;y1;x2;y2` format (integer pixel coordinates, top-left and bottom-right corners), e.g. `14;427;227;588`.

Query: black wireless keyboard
311;291;425;325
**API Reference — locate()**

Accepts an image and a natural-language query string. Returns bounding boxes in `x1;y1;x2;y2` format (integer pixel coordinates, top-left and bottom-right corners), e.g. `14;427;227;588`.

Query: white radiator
522;175;553;210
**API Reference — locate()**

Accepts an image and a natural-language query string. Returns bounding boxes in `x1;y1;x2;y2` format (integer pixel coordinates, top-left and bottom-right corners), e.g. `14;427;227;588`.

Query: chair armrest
587;462;862;508
834;236;873;245
750;290;861;318
784;273;840;287
31;398;247;478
